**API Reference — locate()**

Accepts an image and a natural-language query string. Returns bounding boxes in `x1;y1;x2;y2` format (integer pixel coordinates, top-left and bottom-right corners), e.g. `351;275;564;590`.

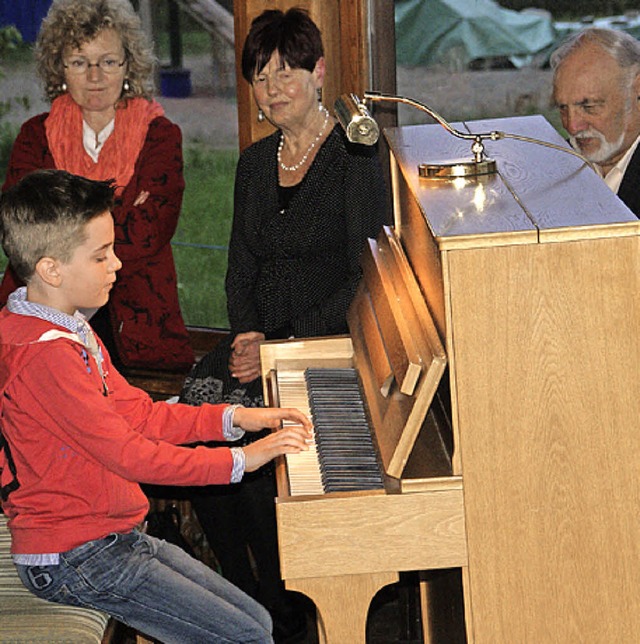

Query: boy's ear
34;256;63;287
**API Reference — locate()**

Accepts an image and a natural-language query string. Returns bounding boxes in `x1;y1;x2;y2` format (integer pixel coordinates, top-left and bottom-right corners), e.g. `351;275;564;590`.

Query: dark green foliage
0;26;25;242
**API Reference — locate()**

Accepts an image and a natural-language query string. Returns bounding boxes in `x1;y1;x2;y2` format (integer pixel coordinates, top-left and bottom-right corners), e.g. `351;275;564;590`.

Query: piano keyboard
277;367;383;495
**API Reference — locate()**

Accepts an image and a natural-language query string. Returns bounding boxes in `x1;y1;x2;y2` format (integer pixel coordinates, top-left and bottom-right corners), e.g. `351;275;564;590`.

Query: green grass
0;32;30;65
174;144;238;328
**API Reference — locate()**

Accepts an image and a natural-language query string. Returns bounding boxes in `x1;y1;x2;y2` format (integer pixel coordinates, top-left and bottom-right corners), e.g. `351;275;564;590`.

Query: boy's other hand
233;406;311;433
243;423;313;472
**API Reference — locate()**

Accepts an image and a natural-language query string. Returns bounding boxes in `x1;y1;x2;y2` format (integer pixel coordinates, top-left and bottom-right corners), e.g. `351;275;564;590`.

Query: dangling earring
257;108;265;123
60;82;67;92
317;88;323;106
123;79;130;92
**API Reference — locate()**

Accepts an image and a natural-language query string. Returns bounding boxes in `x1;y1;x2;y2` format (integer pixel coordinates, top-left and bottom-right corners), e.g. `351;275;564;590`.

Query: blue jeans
15;530;273;643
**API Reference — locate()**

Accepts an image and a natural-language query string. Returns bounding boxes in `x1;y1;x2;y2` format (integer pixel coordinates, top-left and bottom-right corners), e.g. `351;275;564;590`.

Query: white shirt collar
82;118;115;163
602;133;640;194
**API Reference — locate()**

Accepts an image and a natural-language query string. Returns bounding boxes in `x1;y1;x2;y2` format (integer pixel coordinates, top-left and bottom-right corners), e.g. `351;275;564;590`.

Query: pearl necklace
278;106;330;172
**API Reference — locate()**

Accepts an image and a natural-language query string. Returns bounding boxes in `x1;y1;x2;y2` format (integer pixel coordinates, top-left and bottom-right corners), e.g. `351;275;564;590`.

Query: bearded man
551;27;640;216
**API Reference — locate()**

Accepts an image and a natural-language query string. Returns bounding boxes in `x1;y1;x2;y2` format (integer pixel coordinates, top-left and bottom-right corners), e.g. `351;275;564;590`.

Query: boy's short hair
0;169;115;283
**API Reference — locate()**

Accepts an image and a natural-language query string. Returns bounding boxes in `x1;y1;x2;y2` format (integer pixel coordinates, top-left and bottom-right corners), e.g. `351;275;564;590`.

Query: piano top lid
347;226;447;480
384;114;640;251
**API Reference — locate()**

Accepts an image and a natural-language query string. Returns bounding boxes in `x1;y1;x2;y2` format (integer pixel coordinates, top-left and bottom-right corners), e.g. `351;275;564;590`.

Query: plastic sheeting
395;0;556;69
555;12;640;42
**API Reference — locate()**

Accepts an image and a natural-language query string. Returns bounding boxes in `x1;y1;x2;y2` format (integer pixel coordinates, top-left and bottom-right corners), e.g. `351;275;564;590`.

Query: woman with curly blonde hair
0;0;194;372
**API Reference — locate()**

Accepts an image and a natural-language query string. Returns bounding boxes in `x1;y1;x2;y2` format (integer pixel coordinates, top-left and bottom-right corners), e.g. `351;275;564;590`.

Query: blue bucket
160;68;192;98
0;0;53;43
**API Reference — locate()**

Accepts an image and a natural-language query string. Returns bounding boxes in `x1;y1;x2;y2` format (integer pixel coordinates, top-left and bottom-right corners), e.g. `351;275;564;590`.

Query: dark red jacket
0;113;194;371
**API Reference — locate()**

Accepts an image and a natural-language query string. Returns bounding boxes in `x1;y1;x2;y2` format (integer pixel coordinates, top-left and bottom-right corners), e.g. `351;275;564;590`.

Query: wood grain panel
447;236;640;643
276;480;466;579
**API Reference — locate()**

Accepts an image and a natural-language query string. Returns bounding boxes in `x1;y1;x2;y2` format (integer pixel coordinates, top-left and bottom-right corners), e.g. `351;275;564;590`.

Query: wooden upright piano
261;115;640;643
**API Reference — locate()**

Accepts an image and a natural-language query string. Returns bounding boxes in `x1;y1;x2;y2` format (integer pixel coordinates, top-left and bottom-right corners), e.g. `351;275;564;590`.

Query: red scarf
45;94;164;195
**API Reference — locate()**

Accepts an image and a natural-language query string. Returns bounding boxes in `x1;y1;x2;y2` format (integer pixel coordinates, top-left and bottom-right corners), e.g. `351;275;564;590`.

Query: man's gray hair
550;27;640;83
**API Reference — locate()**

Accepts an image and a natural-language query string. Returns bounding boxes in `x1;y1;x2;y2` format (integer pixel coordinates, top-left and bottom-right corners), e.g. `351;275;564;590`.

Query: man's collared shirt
602;134;640;194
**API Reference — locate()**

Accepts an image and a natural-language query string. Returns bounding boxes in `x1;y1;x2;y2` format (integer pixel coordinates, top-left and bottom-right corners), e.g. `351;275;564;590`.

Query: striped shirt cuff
222;404;245;441
230;447;246;482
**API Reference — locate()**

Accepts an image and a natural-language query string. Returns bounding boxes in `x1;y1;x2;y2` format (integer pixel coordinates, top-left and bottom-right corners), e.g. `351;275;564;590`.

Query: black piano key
304;368;383;492
321;457;379;466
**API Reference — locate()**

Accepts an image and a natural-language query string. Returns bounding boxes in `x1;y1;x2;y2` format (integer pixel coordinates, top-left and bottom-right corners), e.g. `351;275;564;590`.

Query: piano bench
0;513;159;643
0;514;110;642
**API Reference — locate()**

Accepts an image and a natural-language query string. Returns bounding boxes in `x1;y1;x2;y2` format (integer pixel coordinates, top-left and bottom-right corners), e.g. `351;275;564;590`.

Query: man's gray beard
569;129;626;164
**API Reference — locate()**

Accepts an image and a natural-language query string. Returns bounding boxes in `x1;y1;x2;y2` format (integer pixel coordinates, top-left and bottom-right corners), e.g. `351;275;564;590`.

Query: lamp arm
363;91;497;143
493;131;598;173
363;91;596;172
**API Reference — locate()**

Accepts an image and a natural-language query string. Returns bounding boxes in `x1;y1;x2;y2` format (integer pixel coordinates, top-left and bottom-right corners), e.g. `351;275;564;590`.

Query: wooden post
168;0;183;69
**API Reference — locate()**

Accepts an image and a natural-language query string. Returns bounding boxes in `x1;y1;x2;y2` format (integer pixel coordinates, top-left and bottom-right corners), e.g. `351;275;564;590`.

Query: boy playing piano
0;169;311;643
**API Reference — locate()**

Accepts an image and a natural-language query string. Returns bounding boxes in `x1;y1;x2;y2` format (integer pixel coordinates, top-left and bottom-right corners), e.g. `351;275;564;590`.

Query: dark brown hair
241;8;324;83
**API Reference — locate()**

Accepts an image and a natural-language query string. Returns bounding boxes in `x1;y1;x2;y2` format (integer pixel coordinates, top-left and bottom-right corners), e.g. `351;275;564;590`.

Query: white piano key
277;370;324;496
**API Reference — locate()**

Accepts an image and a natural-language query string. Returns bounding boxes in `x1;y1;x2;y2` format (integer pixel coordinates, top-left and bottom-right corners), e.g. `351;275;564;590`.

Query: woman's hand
229;331;265;383
242;423;313;472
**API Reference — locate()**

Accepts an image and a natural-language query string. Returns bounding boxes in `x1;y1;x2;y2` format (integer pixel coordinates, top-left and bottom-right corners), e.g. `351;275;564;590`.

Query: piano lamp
334;91;595;179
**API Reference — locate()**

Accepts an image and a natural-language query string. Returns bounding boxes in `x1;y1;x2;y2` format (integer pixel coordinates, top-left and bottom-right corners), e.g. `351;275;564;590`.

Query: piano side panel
378;116;640;643
447;235;640;643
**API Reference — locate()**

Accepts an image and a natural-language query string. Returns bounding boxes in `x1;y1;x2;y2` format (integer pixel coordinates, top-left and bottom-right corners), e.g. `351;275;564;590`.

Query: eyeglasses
63;55;126;75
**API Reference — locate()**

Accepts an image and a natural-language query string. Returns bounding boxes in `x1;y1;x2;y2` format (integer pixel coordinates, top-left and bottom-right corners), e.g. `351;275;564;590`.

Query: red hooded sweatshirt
0;307;234;555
